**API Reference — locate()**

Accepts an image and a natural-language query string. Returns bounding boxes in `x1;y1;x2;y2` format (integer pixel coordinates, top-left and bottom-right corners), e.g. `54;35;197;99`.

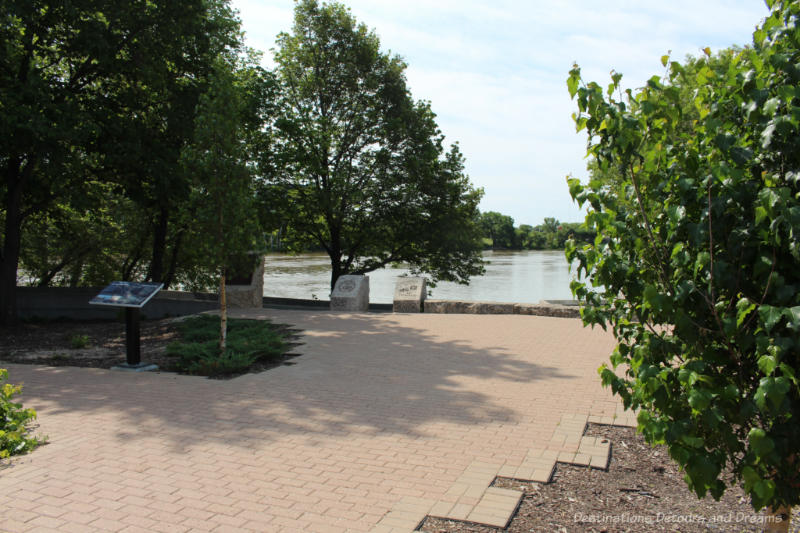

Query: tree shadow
8;310;584;455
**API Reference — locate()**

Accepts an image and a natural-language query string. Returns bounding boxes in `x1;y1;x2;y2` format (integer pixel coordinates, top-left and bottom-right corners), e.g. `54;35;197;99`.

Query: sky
230;0;770;226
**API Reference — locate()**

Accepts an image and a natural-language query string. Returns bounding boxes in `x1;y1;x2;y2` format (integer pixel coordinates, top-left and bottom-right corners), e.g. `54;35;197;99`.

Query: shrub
567;0;800;523
69;334;89;349
0;369;44;459
167;315;287;377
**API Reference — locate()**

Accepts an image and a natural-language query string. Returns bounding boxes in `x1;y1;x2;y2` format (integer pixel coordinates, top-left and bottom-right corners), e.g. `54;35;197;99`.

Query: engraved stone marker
393;277;426;313
226;255;265;309
330;275;369;312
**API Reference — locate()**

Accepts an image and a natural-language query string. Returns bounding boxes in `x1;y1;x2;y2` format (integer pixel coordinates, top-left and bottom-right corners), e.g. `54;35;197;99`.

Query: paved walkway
0;310;631;532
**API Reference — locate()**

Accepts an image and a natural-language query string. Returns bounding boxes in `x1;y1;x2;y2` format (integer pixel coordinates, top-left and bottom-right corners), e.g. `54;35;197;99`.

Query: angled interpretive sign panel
89;282;164;309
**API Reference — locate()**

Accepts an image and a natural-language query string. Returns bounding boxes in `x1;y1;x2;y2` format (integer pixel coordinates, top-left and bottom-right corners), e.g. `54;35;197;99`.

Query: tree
181;54;267;351
270;0;484;291
479;211;516;249
96;0;244;289
19;182;150;287
0;0;242;324
566;1;799;528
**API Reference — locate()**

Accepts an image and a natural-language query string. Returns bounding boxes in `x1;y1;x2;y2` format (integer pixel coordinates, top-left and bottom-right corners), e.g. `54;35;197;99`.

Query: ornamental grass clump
0;368;44;460
167;315;287;377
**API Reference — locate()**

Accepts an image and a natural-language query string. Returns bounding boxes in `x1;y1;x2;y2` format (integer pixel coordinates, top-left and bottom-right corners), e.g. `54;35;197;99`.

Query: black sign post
89;282;163;371
125;308;141;366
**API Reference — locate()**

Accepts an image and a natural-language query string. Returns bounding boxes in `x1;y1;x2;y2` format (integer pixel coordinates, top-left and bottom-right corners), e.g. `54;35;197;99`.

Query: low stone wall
16;287;219;321
16;286;577;320
424;299;580;318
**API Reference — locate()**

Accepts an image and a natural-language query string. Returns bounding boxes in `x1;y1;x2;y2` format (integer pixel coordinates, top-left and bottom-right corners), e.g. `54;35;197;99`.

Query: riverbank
263;249;576;304
14;286;579;321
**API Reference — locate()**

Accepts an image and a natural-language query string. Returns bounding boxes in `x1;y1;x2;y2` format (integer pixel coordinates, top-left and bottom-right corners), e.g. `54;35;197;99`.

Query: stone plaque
393;277;426;313
330;275;369;312
225;255;265;309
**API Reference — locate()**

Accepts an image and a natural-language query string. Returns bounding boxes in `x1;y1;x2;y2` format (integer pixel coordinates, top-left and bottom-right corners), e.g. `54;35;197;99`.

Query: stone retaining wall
424;299;580;318
16;286;579;320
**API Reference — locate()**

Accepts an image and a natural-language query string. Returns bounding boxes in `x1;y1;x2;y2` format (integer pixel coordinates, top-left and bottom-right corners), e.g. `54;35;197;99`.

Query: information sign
89;282;163;370
89;282;163;308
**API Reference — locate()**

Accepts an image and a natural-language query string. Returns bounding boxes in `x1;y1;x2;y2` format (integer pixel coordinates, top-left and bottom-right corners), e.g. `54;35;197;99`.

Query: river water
262;250;576;304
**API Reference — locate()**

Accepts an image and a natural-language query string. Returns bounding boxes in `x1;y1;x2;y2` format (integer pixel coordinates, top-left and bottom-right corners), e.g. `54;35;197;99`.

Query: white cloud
231;0;770;224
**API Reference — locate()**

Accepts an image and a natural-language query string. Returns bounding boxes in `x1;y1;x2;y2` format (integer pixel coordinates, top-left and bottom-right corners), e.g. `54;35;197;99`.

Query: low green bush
69;334;89;349
167;315;287;377
0;369;44;460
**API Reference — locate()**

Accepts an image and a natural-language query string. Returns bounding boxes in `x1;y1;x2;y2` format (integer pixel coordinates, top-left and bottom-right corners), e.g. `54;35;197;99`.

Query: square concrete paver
0;310;625;532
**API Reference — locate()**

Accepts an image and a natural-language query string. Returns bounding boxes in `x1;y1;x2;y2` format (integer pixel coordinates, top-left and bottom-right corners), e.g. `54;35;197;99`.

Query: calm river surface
263;250;575;304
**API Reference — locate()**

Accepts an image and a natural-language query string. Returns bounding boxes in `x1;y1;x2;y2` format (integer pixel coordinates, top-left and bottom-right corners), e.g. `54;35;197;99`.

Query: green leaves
688;388;713;411
759;305;784;332
748;428;775;459
754;377;790;413
272;0;485;290
568;1;800;515
0;369;44;460
567;65;581;99
736;297;756;327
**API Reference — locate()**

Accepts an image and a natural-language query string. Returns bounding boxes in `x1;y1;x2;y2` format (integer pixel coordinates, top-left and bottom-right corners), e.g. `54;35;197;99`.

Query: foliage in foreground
0;369;44;460
167;315;287;376
567;0;799;516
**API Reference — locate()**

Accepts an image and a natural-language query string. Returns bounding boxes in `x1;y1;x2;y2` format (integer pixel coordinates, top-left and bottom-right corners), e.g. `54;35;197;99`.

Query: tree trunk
217;197;226;353
329;252;343;294
148;205;169;282
763;506;791;533
68;257;84;287
218;268;227;353
0;160;25;325
0;219;21;325
162;228;184;289
37;250;86;287
121;226;150;281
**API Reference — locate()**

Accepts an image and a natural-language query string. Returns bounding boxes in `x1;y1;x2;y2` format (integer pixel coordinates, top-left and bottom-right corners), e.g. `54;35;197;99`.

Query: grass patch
166;315;289;377
69;334;89;349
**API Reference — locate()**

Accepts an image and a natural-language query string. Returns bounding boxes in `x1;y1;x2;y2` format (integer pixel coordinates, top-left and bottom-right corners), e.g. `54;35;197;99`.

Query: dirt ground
0;317;301;377
420;424;799;533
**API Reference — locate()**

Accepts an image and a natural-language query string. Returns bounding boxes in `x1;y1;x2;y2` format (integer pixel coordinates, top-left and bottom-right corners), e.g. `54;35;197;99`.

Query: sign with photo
89;282;164;308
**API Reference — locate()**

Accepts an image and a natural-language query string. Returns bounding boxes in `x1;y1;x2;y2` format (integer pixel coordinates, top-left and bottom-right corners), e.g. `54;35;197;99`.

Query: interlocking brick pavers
0;310;628;532
379;412;619;528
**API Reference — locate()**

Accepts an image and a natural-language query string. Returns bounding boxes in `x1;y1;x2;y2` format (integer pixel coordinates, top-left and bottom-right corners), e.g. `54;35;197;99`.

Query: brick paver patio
0;310;632;532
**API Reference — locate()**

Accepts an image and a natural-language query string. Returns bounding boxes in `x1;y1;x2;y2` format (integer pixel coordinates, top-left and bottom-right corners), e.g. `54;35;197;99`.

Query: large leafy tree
270;0;484;291
0;0;243;324
19;181;149;287
567;0;799;527
96;0;243;289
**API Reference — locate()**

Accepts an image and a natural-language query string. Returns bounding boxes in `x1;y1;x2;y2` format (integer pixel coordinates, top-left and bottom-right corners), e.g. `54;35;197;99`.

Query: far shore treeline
264;213;593;253
476;212;592;251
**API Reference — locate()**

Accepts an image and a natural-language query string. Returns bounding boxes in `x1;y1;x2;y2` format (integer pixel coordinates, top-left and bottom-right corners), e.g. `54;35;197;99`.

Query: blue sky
230;0;769;226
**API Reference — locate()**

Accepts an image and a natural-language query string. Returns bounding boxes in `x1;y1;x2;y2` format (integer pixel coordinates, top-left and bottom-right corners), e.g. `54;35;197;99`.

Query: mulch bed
419;424;798;532
0;317;303;378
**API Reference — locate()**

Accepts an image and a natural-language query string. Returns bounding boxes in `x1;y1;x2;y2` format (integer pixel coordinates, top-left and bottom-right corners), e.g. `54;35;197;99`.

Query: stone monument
225;255;265;309
393;277;426;313
330;275;369;312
